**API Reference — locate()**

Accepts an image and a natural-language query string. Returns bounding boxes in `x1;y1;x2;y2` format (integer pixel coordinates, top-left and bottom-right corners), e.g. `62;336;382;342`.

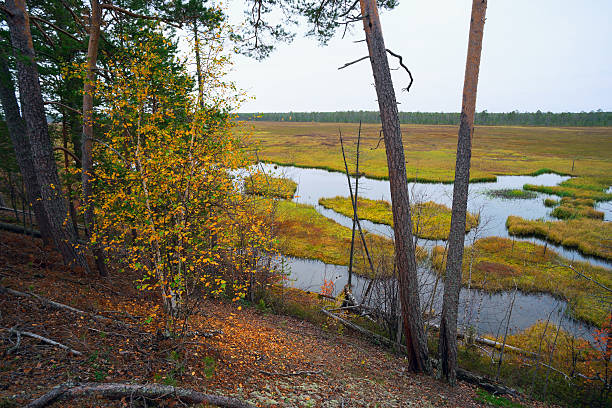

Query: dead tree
438;0;487;386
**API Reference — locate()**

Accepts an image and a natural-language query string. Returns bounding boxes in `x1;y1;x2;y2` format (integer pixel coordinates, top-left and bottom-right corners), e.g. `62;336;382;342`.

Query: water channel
244;164;612;341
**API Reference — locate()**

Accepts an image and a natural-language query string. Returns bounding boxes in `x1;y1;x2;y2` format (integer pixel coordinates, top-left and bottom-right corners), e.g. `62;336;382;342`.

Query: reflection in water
239;164;610;342
283;256;595;342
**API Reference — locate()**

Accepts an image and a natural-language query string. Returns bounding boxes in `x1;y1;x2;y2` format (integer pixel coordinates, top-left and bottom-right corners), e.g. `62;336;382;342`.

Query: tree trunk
438;0;487;386
193;21;205;110
359;0;429;373
0;52;53;244
4;0;90;272
81;0;107;275
61;110;79;237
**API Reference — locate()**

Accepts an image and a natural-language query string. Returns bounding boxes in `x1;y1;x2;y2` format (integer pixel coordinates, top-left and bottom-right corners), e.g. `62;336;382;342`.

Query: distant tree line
236;110;612;127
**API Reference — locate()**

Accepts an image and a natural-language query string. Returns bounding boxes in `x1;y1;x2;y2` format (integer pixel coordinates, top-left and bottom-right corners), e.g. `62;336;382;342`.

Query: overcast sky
224;0;611;113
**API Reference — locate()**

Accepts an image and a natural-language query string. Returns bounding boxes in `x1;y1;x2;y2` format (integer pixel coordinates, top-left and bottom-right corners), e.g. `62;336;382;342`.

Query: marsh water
244;164;612;341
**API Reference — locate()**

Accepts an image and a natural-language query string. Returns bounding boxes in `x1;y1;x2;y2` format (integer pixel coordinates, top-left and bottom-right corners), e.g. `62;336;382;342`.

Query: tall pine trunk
0;52;52;244
81;0;107;275
4;0;90;272
359;0;429;373
438;0;487;386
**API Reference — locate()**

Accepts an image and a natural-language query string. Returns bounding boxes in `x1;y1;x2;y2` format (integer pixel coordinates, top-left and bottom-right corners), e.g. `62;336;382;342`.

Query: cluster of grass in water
486;189;537;199
270;200;426;279
524;176;612;201
318;196;479;241
244;174;297;199
549;197;604;220
431;237;611;327
506;216;611;261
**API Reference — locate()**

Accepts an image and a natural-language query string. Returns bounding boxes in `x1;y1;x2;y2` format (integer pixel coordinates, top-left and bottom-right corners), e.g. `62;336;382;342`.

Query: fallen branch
456;366;520;397
7;328;82;356
0;221;41;238
0;286;121;325
259;369;322;376
321;307;405;350
26;382;256;408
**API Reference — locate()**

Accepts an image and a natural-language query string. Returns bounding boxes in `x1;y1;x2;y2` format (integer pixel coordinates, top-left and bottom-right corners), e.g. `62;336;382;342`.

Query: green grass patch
431;236;611;326
474;389;523;408
551;197;602;219
244;174;297;199
487;189;537;199
551;205;604;220
524;177;612;201
243;122;612;184
506;216;612;260
272;200;426;279
318;196;479;241
543;198;558;207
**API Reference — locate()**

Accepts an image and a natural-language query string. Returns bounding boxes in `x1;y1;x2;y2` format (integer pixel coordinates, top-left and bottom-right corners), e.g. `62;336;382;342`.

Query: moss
506;216;612;260
318;196;479;241
244;174;297;199
272;200;426;279
431;237;611;326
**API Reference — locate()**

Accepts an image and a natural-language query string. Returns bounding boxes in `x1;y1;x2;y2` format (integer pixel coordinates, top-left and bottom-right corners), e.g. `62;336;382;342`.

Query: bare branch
100;4;182;28
7;328;82;355
385;49;414;92
53;147;81;164
31;19;56;48
0;4;14;17
338;0;360;18
556;261;612;293
29;15;81;43
44;100;82;115
338;55;369;70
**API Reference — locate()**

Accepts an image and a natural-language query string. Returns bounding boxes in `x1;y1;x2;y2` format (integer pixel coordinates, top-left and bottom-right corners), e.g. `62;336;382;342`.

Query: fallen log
0;286;119;325
0;221;41;238
456;367;520;397
321;307;405;350
8;328;82;356
427;322;538;358
25;382;256;408
322;307;522;396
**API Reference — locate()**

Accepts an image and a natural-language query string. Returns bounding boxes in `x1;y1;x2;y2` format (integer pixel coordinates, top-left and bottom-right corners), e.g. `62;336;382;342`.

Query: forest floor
0;230;555;408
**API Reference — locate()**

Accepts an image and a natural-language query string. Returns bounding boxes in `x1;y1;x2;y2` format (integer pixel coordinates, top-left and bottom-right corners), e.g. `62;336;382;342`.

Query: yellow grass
506;216;612;260
271;200;426;279
241;121;612;183
431;237;611;326
244;174;297;199
318;196;479;240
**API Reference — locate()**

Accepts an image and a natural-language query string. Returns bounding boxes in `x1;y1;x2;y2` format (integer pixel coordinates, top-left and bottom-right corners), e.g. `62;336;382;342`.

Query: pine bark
359;0;430;373
438;0;487;386
0;52;53;244
81;0;107;275
4;0;90;272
